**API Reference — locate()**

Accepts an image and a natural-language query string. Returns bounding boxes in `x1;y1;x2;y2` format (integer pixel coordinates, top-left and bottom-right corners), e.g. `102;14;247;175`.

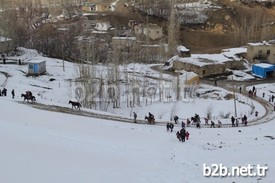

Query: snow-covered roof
174;54;232;67
83;13;98;16
29;60;46;64
177;45;189;52
91;30;108;34
112;37;136;40
253;63;274;69
0;36;12;43
173;47;245;67
221;47;247;57
247;41;275;46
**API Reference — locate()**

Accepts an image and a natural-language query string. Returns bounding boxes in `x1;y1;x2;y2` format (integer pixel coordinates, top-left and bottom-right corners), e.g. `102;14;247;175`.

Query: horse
21;93;36;102
145;115;155;124
69;100;81;110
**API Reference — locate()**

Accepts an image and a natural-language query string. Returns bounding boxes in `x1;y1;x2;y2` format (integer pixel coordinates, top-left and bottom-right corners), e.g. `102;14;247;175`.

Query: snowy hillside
0;48;267;125
1;47;275;182
0;98;274;183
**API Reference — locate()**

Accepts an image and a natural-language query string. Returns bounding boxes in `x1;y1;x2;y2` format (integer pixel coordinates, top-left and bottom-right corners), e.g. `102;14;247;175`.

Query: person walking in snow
242;114;248;126
235;118;239;127
181;121;185;129
170;123;174;132
174;115;179;124
231;116;235;127
252;86;256;93
133;112;137;123
180;128;186;142
210;120;215;128
196;122;201;129
166;123;170;132
176;131;181;141
185;131;190;140
2;88;7;96
239;87;242;94
204;118;209;125
11;89;15;99
255;111;258;117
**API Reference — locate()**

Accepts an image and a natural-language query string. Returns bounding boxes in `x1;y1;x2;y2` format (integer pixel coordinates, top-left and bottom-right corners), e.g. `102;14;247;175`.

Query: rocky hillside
120;0;275;53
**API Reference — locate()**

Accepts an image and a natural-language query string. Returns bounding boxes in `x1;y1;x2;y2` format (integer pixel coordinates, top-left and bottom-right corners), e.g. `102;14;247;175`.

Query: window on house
267;50;270;55
156;31;159;34
202;70;206;76
258;50;263;58
259;50;262;54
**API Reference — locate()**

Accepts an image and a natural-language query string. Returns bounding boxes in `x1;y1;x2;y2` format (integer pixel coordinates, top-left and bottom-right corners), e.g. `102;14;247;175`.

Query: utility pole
232;76;237;117
176;74;180;100
62;44;65;71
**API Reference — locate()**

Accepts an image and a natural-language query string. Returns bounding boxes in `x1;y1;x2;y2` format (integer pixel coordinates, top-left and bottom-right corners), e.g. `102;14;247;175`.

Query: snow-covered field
0;98;274;183
0;48;265;124
0;47;275;182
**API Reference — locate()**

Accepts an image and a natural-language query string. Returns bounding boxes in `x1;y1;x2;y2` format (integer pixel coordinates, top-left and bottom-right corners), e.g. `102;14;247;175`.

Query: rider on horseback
149;112;154;119
26;91;32;97
148;112;155;124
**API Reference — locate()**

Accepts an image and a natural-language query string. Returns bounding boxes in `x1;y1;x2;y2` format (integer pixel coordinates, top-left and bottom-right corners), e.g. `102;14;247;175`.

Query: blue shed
252;63;275;78
28;60;46;75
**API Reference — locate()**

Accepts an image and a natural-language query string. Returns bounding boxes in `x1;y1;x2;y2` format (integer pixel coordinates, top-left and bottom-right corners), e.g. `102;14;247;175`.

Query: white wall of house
95;22;111;31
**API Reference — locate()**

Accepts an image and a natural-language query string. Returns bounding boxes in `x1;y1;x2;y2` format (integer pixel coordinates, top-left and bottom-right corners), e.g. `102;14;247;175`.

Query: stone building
172;53;243;78
134;23;163;41
247;41;275;64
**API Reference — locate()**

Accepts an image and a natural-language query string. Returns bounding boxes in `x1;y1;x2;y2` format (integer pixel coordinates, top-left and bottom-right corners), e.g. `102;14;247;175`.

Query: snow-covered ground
1;47;275;182
0;98;274;183
0;48;265;124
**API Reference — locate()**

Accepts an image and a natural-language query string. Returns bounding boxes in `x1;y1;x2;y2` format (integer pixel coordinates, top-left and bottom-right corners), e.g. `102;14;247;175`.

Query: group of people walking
0;88;15;99
176;128;190;142
231;115;248;127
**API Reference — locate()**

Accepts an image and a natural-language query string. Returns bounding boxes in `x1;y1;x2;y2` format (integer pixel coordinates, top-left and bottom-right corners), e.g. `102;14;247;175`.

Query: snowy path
0;71;10;87
151;64;275;127
20;97;275;128
202;78;275;126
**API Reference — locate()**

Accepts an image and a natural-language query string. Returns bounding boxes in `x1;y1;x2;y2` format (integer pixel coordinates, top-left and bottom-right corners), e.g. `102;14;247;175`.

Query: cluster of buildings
73;16;166;63
170;41;275;79
2;0;275;79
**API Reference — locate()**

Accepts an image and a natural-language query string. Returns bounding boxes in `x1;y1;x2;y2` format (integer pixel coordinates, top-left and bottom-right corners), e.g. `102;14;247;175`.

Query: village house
0;36;14;53
95;20;111;31
82;1;110;13
134;23;163;41
177;45;191;58
246;41;275;64
172;52;243;78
